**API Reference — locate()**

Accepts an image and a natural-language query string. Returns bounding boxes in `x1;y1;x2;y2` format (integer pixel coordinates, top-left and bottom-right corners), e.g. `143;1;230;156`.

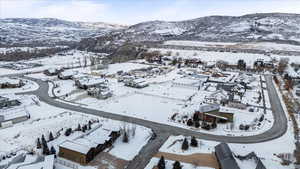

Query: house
206;90;229;104
124;79;149;88
0;108;29;127
172;78;202;89
296;89;300;96
0;96;21;109
44;68;63;76
75;77;106;89
0;77;24;89
195;104;234;123
87;86;113;99
58;70;78;80
235;152;266;169
215;143;240;169
217;83;236;92
198;104;220;114
59;130;120;165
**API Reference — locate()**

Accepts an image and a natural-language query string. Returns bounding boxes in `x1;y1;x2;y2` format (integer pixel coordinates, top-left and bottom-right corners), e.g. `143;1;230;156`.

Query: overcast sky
1;0;300;25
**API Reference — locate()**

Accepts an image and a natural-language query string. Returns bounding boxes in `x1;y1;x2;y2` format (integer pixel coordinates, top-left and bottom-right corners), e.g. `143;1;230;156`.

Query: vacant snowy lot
164;40;300;52
149;47;300;65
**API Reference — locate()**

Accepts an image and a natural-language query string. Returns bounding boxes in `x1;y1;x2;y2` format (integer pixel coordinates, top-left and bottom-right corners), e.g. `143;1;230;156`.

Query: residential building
44;68;63;76
87;86;113;99
195;104;234;122
58;70;78;80
0;108;29;128
0;77;24;89
215;143;240;169
75;77;106;89
59;130;120;165
124;79;149;88
0;96;21;109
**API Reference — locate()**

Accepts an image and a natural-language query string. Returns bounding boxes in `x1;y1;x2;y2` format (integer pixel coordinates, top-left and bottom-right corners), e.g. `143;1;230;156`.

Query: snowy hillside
79;13;300;52
0;18;127;46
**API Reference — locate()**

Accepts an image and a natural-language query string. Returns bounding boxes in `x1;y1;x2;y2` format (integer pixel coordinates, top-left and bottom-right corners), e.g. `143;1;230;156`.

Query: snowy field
149;48;300;65
0;50;93;76
164;40;300;52
0;46;68;54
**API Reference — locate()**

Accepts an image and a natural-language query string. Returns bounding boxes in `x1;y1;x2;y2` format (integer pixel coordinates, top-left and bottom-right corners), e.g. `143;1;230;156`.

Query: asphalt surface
18;75;287;169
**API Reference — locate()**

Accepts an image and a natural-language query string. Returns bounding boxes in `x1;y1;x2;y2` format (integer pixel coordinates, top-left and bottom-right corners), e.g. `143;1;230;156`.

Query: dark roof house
215;143;240;169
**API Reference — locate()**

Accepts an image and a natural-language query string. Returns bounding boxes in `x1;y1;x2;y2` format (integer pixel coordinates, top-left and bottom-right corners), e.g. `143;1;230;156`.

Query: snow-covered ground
0;94;152;169
164;40;300;52
149;48;300;65
56;68;273;137
151;78;295;169
0;50;93;76
145;158;213;169
0;46;68;54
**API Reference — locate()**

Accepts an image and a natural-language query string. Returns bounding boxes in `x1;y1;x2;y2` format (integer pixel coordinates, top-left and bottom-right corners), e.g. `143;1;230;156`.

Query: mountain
78;13;300;53
0;18;127;47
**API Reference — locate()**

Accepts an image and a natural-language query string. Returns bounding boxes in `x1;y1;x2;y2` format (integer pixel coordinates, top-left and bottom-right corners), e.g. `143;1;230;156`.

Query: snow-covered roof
0;108;27;121
132;78;146;84
43;155;55;169
46;68;62;74
173;78;200;86
60;140;91;154
0;77;21;85
59;128;112;154
198;104;220;113
77;77;106;86
60;70;78;77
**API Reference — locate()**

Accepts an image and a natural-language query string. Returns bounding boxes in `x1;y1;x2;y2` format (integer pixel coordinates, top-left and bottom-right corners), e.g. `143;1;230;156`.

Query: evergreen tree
41;134;46;143
193;113;199;122
77;124;81;131
82;125;87;133
157;156;166;169
36;138;42;149
65;128;72;136
49;132;54;141
50;146;56;155
42;143;50;155
186;119;193;126
211;119;217;129
122;131;129;143
190;136;198;147
173;161;182;169
41;134;47;146
194;121;200;128
181;138;189;150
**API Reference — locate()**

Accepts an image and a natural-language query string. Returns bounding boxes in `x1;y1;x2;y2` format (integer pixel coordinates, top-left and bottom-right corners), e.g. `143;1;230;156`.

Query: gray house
215;143;240;169
0;96;21;109
87;86;113;99
217;83;236;92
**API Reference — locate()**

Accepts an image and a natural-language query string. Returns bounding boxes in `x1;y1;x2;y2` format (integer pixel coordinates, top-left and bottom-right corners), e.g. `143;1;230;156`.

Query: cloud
0;0;108;22
0;0;300;24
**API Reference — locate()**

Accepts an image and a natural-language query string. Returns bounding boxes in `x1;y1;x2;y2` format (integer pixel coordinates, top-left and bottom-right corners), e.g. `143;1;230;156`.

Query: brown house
195;104;234;123
58;130;120;165
59;140;95;165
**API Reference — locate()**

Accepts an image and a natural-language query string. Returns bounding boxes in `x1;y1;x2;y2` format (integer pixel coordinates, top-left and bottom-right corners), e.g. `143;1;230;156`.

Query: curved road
18;75;287;168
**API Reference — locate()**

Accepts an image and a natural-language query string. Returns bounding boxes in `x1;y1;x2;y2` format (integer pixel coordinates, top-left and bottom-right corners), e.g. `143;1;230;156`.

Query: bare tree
278;58;289;74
